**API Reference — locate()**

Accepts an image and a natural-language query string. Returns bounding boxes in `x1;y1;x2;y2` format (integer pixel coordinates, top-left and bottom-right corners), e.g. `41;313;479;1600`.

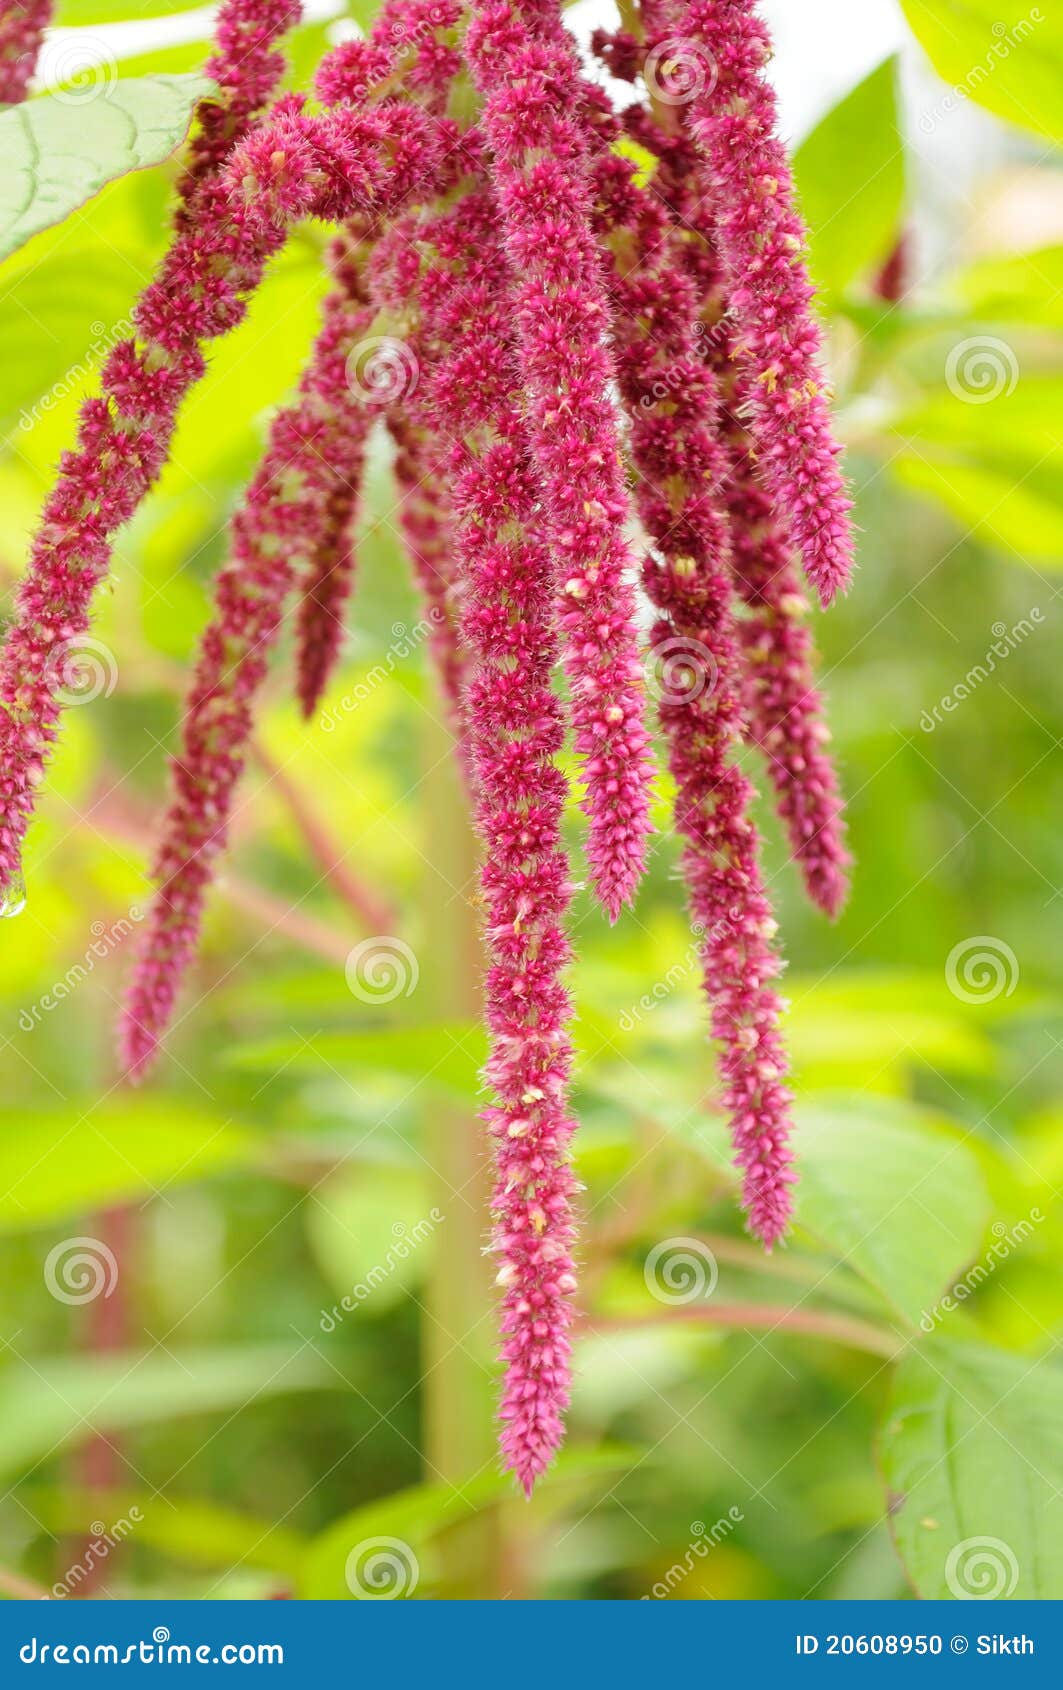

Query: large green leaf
0;1346;331;1481
953;245;1063;330
889;376;1063;563
794;1097;990;1327
793;58;904;298
881;1340;1063;1597
900;0;1063;143
0;76;212;261
0;1099;260;1230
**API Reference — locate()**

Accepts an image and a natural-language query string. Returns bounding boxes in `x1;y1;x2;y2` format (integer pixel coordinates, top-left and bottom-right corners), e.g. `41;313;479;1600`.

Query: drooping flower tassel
0;63;441;905
614;76;851;920
293;481;362;720
594;145;795;1245
118;245;382;1077
669;0;855;605
723;413;851;918
464;0;654;920
0;0;50;103
0;0;301;906
386;187;579;1491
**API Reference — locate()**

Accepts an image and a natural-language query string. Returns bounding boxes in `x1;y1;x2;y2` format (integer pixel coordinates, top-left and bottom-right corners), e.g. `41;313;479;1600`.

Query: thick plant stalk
594;144;795;1244
383;188;579;1492
0;0;300;905
667;0;855;604
464;0;654;921
0;0;50;102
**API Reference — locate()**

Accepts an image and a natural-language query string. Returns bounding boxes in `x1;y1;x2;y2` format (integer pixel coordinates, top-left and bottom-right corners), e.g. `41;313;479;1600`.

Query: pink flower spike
0;0;51;103
672;0;855;605
380;188;579;1493
464;0;655;920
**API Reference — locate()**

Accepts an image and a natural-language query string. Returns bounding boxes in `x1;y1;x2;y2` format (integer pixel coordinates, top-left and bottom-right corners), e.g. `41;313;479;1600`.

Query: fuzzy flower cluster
0;0;856;1489
0;0;50;103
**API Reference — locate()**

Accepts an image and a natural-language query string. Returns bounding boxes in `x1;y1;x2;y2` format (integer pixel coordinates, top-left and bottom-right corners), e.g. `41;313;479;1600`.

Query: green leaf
0;1346;332;1481
307;1165;442;1319
794;1096;990;1327
0;76;213;261
889;376;1063;563
793;58;905;299
56;0;198;18
881;1340;1063;1597
899;0;1063;143
0;1099;260;1230
300;1448;637;1597
953;245;1063;330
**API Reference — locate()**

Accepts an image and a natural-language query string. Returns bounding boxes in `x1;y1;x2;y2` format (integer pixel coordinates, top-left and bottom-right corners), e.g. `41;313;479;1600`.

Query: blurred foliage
0;0;1061;1603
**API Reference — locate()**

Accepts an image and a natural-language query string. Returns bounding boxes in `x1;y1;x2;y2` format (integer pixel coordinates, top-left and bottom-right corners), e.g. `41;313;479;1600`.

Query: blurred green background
0;0;1061;1601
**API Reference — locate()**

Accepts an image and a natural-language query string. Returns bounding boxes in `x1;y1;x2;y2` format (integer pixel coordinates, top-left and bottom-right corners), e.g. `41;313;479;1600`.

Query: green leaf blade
0;75;213;260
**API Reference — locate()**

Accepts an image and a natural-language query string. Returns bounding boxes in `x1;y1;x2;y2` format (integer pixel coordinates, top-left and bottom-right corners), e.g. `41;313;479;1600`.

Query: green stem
589;1303;903;1360
418;709;503;1598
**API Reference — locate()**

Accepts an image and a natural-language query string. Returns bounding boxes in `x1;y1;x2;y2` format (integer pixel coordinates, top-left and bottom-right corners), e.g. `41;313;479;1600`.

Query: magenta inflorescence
0;0;857;1490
